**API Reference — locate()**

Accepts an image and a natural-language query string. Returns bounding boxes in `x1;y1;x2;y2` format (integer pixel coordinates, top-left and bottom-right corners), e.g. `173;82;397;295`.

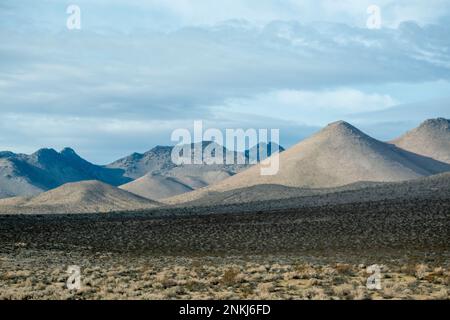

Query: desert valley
0;118;449;300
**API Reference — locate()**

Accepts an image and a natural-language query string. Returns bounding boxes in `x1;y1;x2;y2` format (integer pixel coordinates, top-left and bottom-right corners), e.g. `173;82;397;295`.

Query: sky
1;0;449;164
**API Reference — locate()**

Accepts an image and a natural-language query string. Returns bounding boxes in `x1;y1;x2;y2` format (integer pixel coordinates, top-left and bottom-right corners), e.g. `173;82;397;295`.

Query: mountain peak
322;120;366;138
130;152;143;159
327;120;355;129
60;147;78;156
150;145;173;153
419;118;450;131
0;151;16;159
33;148;59;157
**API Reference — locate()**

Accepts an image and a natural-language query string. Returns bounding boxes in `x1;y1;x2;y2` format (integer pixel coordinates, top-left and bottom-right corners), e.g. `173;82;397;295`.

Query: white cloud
127;0;450;27
102;0;449;28
1;20;449;119
3;0;449;33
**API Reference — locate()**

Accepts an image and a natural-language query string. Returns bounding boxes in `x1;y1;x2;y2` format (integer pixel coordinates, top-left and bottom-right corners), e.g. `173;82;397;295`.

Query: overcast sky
1;0;450;164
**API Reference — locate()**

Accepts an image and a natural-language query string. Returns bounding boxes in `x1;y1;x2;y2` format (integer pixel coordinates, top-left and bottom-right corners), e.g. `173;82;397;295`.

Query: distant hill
107;146;176;180
244;142;285;162
391;118;450;164
165;121;450;205
120;174;194;200
0;141;284;200
0;148;131;199
0;180;159;214
114;141;283;200
167;172;450;213
108;141;277;179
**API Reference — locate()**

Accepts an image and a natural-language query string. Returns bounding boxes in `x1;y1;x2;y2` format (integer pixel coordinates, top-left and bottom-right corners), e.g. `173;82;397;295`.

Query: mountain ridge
164;120;450;204
0;148;131;199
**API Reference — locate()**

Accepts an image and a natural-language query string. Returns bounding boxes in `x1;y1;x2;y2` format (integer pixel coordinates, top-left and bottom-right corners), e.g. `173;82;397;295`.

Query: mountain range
0;141;282;200
0;118;448;213
117;141;284;200
165;119;450;204
0;148;131;199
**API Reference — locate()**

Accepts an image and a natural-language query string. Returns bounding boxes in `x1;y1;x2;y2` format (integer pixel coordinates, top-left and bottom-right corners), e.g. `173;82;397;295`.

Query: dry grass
0;251;448;300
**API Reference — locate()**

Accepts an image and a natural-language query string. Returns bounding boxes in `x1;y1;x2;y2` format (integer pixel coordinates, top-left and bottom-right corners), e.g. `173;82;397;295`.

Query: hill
391;118;450;164
0;180;159;214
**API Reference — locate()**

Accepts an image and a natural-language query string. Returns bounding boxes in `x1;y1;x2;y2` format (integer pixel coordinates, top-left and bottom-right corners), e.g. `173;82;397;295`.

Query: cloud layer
0;1;449;163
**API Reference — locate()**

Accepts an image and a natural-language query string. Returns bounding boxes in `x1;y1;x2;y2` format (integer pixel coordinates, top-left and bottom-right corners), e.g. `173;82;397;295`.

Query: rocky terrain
0;193;448;299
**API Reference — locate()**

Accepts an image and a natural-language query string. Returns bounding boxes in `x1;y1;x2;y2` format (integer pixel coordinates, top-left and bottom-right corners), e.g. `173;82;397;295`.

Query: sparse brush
415;264;429;280
435;289;448;300
333;284;355;300
335;264;354;276
221;268;240;286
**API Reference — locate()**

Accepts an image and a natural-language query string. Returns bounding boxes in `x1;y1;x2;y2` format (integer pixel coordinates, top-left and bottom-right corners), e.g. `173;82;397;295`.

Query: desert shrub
155;271;177;288
184;280;207;292
221;268;240;286
256;283;274;299
294;264;317;279
333;284;355;300
302;287;327;300
335;264;354;276
353;286;370;300
240;284;254;298
247;265;267;274
401;264;418;277
435;289;448;300
415;264;429;280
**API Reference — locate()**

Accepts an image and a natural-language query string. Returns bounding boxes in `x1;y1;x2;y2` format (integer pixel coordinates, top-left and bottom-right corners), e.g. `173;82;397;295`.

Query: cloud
1;20;449;119
1;1;449;162
75;0;450;28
